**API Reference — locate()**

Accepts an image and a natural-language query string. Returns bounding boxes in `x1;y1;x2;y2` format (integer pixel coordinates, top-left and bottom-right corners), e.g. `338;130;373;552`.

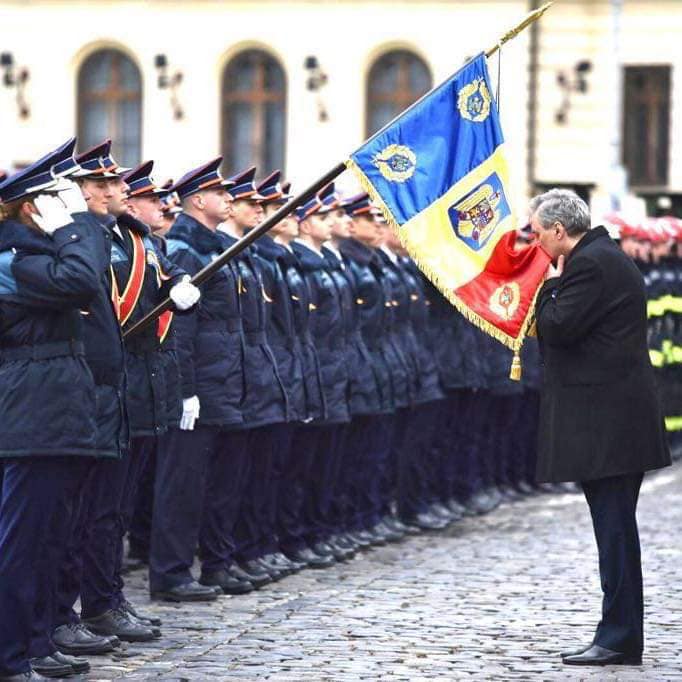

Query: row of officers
0;138;547;681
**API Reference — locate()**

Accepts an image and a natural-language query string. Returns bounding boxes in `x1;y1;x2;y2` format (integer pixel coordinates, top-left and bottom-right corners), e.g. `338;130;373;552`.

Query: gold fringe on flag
345;157;542;381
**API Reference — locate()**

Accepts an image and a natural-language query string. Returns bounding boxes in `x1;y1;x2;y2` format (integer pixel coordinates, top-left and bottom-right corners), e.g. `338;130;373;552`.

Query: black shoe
445;498;468;517
515;481;536;496
333;532;361;551
373;521;404;542
429;502;455;522
408;511;448;531
346;530;372;548
28;656;74;679
50;652;90;675
150;580;218;603
364;527;388;545
287;547;335;569
84;608;157;642
230;563;271;588
562;644;642;666
260;553;295;576
560;643;593;658
119;608;161;638
200;569;254;595
52;622;118;656
327;537;356;561
272;551;306;572
382;516;409;535
120;598;162;627
253;557;284;581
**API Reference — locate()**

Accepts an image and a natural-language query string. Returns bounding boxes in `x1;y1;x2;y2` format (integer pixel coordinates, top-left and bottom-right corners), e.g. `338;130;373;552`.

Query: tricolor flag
347;53;550;377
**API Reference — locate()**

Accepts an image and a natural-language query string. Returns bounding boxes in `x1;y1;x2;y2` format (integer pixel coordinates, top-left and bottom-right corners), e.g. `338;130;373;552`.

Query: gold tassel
509;351;522;381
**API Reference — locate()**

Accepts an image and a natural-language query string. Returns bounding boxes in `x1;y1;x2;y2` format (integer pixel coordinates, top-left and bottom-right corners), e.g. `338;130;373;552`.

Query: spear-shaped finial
485;2;553;57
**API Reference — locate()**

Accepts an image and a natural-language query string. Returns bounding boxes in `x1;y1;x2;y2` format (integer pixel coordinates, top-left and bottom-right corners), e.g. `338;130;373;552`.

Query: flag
346;53;550;374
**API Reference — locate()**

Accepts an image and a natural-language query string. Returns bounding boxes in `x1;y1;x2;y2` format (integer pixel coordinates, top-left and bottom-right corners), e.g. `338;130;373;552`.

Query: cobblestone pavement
83;462;682;681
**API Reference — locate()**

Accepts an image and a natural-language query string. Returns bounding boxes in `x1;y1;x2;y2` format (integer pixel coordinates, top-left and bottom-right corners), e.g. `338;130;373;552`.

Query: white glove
57;179;88;214
180;395;200;431
169;275;201;311
32;193;74;235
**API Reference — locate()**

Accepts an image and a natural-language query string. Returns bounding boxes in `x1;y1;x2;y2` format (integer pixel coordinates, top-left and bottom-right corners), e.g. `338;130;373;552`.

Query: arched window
366;50;432;137
77;49;142;167
221;50;286;176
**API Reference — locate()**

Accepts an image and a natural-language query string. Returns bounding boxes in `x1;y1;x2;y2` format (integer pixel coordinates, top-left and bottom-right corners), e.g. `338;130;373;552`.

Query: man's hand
169;275;201;311
547;254;565;279
180;395;200;430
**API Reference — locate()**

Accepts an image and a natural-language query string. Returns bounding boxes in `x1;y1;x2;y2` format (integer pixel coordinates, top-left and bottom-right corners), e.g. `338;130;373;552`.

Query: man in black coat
531;189;671;667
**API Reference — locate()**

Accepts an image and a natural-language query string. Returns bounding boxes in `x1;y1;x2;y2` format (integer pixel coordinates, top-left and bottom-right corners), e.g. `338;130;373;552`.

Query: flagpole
124;2;552;340
123;162;346;339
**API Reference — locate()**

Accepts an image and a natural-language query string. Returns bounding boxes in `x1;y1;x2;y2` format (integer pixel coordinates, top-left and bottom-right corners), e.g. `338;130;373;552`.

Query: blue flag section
346;52;550;360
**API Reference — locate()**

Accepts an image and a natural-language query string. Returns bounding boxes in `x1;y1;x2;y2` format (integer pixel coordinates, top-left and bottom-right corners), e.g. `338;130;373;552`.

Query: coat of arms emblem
489;281;521;321
457;77;491;123
372;144;417;183
448;172;511;251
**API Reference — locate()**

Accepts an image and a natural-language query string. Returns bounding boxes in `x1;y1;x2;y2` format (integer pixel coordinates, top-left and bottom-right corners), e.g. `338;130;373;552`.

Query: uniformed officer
338;194;399;545
0;144;105;680
321;195;377;549
289;184;355;561
380;228;448;526
52;141;138;654
150;158;254;599
217;167;292;580
107;159;199;620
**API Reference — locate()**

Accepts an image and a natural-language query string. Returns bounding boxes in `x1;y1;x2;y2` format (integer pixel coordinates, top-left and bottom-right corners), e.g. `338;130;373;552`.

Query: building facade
0;0;679;214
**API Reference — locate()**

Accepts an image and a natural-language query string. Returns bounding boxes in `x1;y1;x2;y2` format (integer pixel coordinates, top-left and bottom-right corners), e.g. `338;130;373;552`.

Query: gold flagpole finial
485;2;553;58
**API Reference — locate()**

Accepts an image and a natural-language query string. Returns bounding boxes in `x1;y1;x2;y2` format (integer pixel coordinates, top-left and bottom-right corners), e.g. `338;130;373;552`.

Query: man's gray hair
529;188;591;236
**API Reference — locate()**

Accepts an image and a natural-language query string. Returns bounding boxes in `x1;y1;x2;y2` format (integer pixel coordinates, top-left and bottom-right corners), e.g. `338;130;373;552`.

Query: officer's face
80;178;114;216
265;204;298;240
303;214;332;245
232;199;261;229
198;188;232;223
350;215;380;247
325;209;352;239
107;178;131;217
128;195;164;229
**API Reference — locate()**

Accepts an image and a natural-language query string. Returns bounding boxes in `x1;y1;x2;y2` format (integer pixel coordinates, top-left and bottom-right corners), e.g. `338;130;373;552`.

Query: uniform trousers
78;438;148;619
276;424;316;555
581;472;645;656
128;444;157;560
344;414;394;530
0;456;92;676
233;423;288;562
305;424;349;545
55;450;135;623
396;400;441;519
149;425;248;590
111;435;156;607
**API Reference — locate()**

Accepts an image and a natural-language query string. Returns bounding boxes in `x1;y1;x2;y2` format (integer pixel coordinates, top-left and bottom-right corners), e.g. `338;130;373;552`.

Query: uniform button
71;234;78;239
151;372;156;378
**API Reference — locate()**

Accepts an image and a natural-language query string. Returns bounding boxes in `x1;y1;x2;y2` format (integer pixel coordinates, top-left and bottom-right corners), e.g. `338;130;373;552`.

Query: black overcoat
536;226;671;482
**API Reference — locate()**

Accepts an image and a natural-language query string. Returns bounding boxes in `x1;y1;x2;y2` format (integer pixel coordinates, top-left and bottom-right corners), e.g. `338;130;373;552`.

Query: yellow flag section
347;53;550;370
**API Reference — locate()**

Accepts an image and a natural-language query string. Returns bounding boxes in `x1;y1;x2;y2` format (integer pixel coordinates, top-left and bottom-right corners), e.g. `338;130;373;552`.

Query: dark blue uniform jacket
165;214;244;428
322;246;382;417
400;258;444;404
71;211;128;457
0;218;105;458
292;240;349;424
113;213;185;437
217;230;288;428
339;238;394;414
257;235;325;423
